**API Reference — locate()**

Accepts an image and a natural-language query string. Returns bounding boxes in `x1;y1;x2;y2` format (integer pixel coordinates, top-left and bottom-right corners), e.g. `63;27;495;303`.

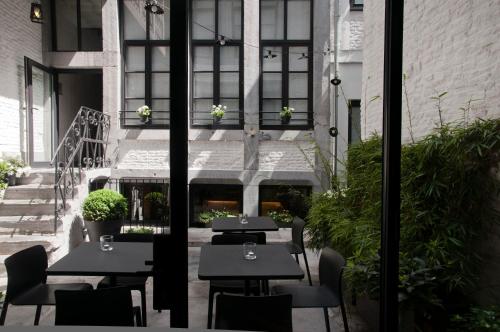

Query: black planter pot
84;219;123;242
140;116;151;125
281;116;291;125
7;174;16;186
213;116;222;125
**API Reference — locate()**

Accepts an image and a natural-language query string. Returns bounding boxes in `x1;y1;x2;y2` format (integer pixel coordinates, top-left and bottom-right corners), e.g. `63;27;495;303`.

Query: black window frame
349;0;364;11
50;0;103;52
259;0;314;130
348;99;361;144
119;1;171;129
190;0;244;129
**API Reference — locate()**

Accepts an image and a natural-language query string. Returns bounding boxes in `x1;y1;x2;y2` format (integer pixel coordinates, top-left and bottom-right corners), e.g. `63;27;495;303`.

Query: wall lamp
30;2;43;23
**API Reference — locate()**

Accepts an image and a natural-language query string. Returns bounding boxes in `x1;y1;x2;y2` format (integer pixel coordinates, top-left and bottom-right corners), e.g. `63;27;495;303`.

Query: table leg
109;275;117;286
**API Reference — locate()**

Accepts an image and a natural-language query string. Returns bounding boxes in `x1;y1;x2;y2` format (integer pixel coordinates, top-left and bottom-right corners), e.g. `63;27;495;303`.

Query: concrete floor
0;231;371;331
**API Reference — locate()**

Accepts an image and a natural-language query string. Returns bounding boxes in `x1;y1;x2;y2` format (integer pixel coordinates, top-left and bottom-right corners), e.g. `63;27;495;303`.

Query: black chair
0;245;93;326
223;231;267;244
207;233;261;329
96;233;153;326
55;286;142;326
272;247;349;332
215;294;293;332
286;217;312;285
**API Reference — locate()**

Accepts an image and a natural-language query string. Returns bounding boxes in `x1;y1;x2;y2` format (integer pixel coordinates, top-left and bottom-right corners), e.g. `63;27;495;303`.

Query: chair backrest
319;247;346;296
211;233;259;245
114;232;154;242
215;294;293;332
55;287;136;326
291;217;306;248
4;245;47;301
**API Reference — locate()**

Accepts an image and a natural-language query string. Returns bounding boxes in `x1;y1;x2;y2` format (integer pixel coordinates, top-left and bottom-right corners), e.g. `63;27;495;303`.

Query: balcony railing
120;110;170;129
190;109;243;129
260;110;313;130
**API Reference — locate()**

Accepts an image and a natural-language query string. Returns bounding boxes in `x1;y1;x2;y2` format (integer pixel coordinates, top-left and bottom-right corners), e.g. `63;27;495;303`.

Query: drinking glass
100;235;114;251
240;213;248;225
243;242;257;260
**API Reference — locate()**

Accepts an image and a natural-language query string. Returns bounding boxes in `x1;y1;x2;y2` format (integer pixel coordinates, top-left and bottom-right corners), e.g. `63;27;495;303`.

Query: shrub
306;119;500;322
267;209;293;224
144;192;166;206
82;189;128;222
126;227;154;234
199;209;235;224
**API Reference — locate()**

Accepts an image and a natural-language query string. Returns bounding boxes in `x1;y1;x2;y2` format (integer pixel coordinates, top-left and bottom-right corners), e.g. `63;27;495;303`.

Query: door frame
24;56;57;167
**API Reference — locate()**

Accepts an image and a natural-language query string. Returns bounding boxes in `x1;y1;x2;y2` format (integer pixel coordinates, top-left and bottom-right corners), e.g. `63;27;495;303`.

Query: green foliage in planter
126;227;154;234
144;192;167;206
267;209;293;224
199;209;235;224
306;119;500;319
449;306;500;331
0;161;8;188
82;189;128;222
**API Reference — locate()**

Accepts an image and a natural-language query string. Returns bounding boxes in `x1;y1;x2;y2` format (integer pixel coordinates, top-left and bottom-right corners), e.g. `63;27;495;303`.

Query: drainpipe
331;0;340;177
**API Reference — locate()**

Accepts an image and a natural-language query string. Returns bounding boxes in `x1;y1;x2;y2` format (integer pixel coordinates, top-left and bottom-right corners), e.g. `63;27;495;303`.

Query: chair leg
302;251;313;286
0;302;9;325
34;305;42;325
340;301;349;332
207;288;215;329
323;307;331;332
140;288;147;327
294;253;299;263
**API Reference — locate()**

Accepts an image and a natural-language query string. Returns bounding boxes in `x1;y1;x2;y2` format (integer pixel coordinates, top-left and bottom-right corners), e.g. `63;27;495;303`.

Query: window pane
80;0;102;51
152;99;170;125
126;47;145;72
149;0;170;40
263;73;282;98
194;47;214;72
287;0;310;40
289;47;308;71
289;73;308;98
261;0;284;40
193;0;215;39
194;73;213;98
125;73;145;98
193;99;213;113
349;101;361;144
288;99;308;117
219;0;242;40
55;0;78;50
262;47;282;72
124;1;147;40
125;99;145;111
152;46;170;71
152;99;170;111
220;47;239;71
220;73;239;98
152;73;170;98
220;99;240;121
262;99;282;122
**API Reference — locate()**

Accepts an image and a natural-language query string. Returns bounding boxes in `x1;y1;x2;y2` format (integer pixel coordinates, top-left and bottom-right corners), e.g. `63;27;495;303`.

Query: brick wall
0;1;43;158
361;0;500;142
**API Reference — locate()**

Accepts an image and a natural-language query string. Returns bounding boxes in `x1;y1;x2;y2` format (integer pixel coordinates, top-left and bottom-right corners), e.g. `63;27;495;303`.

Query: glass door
24;57;56;166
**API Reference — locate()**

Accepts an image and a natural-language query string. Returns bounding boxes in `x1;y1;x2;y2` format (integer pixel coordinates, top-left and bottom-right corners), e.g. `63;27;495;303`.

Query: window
350;0;364;11
121;0;170;128
52;0;103;51
191;0;243;128
259;185;311;220
189;184;243;226
260;0;313;129
348;100;361;144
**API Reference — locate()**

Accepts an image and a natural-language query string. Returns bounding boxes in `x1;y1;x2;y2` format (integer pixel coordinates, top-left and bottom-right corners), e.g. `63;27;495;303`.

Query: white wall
362;0;500;142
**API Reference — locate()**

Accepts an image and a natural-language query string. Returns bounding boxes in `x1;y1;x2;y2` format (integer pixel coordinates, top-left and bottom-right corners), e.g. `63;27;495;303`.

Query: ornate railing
50;106;111;233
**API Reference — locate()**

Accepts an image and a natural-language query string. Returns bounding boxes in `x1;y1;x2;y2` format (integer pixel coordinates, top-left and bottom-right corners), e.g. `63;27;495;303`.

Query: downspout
332;0;340;177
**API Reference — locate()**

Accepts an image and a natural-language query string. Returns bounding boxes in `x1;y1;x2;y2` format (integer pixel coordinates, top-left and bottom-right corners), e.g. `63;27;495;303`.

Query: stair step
0;216;61;234
0;199;58;216
18;171;55;185
3;184;56;200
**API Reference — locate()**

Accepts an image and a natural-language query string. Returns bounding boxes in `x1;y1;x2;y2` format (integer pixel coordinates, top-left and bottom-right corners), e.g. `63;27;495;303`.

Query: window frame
190;0;244;129
259;0;314;130
50;0;103;52
348;99;361;144
119;1;171;129
349;0;364;11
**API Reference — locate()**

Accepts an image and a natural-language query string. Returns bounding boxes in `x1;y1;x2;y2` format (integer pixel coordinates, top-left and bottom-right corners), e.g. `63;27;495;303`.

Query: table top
47;242;153;277
211;216;279;232
198;244;304;280
0;327;251;332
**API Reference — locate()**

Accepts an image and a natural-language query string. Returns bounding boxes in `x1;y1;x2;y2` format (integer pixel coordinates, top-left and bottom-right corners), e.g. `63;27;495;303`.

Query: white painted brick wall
362;0;500;142
189;141;244;170
258;141;315;171
0;1;42;157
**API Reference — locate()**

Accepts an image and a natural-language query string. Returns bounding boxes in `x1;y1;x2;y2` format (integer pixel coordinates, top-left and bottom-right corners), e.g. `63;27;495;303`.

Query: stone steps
0;215;61;235
0;199;58;216
3;184;56;200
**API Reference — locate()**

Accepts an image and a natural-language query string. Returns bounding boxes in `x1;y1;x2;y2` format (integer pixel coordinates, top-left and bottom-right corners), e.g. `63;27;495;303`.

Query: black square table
47;242;153;277
198;244;304;294
212;216;279;232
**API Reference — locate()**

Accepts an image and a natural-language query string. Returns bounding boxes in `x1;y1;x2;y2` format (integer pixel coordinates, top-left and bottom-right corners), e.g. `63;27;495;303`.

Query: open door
24;57;56;167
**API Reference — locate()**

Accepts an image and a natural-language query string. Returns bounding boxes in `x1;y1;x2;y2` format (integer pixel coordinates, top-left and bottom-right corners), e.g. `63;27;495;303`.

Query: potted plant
211;104;226;125
136;105;152;124
82;189;128;242
280;106;293;125
144;191;167;220
267;209;294;228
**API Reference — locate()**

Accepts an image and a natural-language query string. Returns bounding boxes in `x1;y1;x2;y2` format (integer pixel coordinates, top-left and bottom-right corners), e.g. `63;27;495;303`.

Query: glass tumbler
243;242;257;260
240;213;248;224
100;235;114;251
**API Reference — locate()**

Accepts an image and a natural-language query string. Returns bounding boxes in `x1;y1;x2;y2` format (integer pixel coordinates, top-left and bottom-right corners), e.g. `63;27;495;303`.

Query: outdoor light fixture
30;2;43;23
145;0;164;15
331;77;342;86
263;50;277;59
217;35;226;46
297;53;308;60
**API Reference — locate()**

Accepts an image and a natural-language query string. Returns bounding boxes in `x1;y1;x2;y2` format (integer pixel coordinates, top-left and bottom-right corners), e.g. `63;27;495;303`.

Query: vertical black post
380;0;404;331
170;0;189;327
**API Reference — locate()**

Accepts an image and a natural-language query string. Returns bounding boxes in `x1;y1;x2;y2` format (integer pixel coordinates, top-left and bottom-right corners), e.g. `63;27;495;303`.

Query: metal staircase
50;106;111;233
